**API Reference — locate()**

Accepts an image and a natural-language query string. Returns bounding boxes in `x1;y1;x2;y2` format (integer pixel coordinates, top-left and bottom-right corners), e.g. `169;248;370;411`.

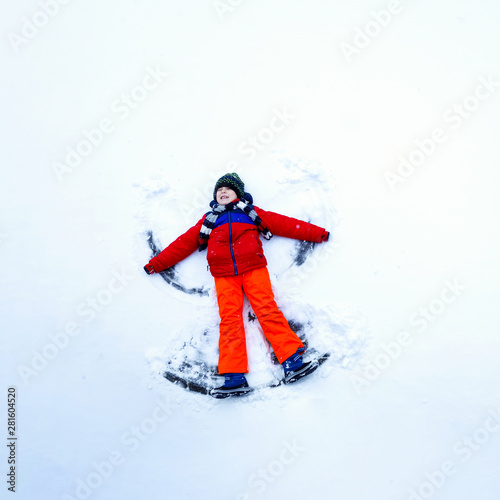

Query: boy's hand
144;264;156;275
320;231;330;242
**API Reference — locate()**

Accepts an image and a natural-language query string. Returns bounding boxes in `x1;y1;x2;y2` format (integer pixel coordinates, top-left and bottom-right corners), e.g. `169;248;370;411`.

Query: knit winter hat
213;173;245;200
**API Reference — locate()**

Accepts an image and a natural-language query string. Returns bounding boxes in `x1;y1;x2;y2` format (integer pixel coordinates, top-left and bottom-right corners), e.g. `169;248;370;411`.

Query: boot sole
284;361;319;384
210;386;253;399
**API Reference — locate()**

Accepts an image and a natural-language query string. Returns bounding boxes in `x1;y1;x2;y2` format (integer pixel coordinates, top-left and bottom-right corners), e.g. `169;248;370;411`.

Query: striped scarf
198;199;273;251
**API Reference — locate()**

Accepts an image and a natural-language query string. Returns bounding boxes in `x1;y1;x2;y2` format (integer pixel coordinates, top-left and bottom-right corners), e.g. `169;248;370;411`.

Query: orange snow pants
214;266;304;374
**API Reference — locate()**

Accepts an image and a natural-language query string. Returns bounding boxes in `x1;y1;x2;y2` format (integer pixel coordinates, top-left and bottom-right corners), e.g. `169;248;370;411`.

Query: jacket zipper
228;211;238;275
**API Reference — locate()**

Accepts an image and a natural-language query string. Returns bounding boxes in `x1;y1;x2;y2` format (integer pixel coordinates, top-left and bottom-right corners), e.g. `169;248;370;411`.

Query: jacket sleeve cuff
148;257;164;273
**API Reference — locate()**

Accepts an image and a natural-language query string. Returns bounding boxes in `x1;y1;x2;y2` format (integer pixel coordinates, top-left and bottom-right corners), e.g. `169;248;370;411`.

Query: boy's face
216;186;238;205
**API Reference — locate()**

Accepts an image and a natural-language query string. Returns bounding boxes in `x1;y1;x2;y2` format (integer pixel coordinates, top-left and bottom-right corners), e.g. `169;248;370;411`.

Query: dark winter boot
283;348;319;384
210;373;252;399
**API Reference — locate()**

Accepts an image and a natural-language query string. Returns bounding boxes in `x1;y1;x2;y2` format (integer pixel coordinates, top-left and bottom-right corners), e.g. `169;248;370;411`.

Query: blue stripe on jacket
214;211;254;228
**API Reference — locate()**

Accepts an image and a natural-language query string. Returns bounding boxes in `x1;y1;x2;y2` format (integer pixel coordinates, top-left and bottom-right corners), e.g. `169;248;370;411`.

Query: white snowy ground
2;1;500;499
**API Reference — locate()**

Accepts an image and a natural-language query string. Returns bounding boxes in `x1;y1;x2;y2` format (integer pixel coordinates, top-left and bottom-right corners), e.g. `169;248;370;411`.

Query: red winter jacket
148;204;328;278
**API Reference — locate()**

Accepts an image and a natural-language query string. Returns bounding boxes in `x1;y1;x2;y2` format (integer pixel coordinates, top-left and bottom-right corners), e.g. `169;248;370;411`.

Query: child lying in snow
144;173;329;398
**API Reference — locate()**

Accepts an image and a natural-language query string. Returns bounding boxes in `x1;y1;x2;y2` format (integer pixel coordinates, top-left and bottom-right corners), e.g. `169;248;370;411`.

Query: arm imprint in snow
146;230;210;297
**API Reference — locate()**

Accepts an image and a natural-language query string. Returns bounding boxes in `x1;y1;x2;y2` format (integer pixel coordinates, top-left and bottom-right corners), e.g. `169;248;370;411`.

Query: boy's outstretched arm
256;207;329;243
143;216;206;274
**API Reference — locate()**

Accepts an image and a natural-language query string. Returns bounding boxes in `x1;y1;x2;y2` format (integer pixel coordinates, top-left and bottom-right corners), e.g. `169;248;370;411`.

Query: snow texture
2;1;500;500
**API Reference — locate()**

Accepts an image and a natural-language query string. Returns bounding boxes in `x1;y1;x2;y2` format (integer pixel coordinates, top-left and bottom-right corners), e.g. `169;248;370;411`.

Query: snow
2;1;500;499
